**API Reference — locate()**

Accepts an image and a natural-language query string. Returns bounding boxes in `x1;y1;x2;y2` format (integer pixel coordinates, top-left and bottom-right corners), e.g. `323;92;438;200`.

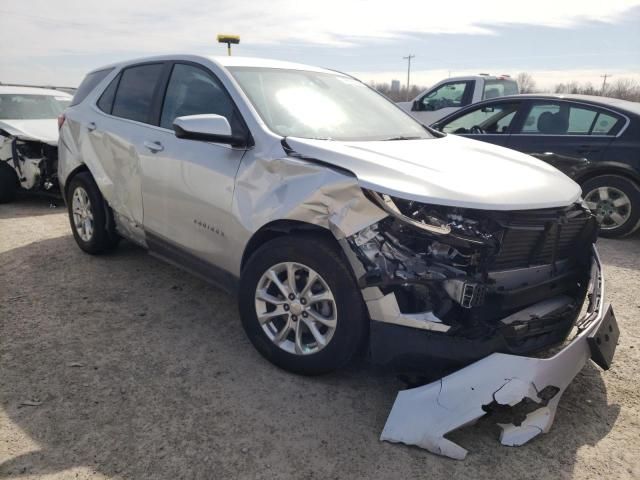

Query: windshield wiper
381;135;423;141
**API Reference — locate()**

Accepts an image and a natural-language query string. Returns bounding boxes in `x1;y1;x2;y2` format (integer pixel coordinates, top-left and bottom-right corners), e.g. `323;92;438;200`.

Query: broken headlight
363;189;498;246
364;190;451;235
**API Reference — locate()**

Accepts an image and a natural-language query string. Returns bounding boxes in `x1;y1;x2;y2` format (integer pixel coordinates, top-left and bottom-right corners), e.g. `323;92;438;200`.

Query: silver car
59;55;618;457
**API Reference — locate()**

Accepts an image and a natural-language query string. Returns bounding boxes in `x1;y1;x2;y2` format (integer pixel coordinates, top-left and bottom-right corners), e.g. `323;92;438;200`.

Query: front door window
442;103;519;134
420;82;472;111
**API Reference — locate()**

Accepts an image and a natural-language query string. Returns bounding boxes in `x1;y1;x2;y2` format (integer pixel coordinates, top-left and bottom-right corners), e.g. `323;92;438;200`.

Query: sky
0;0;639;90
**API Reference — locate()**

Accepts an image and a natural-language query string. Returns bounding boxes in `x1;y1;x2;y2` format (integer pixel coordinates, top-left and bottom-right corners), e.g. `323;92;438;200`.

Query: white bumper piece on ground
380;249;613;459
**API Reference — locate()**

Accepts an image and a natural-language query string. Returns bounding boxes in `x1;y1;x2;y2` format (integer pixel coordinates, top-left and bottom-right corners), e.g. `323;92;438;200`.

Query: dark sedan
432;94;640;237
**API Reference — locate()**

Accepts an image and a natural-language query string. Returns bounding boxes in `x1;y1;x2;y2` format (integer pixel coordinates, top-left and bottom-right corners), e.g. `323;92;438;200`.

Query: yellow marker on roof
217;35;240;56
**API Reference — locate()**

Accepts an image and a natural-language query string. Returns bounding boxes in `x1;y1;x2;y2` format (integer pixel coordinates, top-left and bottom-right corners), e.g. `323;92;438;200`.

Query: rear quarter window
592;112;620;134
97;74;120;114
70;68;114;107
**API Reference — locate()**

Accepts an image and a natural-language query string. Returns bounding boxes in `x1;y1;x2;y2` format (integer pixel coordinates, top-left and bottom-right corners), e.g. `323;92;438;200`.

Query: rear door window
70;68;114;106
111;64;164;124
442;102;520;134
567;107;597;134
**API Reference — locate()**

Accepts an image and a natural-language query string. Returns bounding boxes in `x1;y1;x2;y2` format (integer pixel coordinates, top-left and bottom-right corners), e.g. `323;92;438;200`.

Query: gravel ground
1;195;639;480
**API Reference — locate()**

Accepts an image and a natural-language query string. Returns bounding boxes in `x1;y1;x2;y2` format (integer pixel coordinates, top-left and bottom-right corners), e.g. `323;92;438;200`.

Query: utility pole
600;74;611;95
403;54;415;101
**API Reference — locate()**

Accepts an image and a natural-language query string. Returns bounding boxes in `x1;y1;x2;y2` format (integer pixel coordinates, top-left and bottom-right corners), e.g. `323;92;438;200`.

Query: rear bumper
380;246;618;459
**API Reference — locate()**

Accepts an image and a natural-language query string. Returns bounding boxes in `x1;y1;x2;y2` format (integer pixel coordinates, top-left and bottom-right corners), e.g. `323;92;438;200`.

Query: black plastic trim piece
588;304;619;370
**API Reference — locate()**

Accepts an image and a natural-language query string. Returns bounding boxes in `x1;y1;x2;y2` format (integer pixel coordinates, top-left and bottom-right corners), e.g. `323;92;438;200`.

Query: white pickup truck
397;74;519;124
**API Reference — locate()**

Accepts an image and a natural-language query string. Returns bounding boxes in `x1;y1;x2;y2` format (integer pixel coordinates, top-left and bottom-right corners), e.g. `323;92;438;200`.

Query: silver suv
58;56;615;396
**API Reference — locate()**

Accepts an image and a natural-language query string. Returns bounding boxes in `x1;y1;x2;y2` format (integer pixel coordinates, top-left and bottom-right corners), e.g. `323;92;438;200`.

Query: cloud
1;0;639;58
0;0;638;85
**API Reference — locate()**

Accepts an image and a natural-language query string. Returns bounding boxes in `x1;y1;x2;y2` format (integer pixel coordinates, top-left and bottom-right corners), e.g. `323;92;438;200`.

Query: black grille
491;207;595;270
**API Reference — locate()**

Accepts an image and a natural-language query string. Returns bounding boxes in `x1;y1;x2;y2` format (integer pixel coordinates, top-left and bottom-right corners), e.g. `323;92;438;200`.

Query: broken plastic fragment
381;301;605;459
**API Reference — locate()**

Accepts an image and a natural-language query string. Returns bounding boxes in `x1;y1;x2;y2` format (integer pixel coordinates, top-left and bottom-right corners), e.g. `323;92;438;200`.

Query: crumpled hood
0;119;59;145
285;135;581;211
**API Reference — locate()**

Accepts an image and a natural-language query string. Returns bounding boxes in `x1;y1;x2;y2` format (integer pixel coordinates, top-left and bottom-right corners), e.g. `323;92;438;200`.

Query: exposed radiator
491;206;596;270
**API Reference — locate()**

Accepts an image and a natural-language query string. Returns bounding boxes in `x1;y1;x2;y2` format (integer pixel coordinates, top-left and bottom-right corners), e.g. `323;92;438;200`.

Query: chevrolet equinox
58;56;617;391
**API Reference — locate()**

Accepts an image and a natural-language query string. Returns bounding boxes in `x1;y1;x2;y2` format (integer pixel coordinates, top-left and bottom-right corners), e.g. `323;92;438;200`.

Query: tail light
57;114;66;130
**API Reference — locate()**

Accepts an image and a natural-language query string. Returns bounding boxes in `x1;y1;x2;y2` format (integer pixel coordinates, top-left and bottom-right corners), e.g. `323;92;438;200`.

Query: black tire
581;174;640;238
239;235;367;375
0;161;18;204
66;172;120;254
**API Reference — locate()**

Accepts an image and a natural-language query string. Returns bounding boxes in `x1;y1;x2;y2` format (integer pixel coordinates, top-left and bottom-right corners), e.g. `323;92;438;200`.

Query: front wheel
582;175;640;238
239;235;367;375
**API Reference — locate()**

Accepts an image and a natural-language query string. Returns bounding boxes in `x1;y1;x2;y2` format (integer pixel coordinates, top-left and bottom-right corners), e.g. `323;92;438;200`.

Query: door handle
87;122;96;132
144;140;164;153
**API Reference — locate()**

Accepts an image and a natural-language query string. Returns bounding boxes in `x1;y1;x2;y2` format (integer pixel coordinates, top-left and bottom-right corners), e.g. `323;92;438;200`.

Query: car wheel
582;175;640;238
67;172;120;254
239;235;367;375
0;161;18;203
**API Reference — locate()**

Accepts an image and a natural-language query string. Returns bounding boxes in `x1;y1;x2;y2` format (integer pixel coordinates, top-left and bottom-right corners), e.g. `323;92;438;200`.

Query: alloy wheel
584;186;632;230
254;262;337;355
72;186;94;241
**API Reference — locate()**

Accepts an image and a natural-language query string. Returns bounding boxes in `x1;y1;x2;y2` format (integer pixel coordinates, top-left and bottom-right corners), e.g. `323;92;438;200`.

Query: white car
397;74;518;124
0;86;72;202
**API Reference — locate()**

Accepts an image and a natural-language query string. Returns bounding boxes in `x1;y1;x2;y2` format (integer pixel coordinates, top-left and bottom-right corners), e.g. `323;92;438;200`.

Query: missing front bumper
379;248;618;459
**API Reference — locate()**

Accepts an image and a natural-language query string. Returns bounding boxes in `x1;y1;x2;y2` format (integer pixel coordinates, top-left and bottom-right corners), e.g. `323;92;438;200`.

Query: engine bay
348;192;599;361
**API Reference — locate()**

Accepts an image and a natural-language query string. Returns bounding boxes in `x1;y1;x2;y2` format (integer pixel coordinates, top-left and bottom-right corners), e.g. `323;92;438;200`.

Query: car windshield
228;67;432;141
0;94;68;120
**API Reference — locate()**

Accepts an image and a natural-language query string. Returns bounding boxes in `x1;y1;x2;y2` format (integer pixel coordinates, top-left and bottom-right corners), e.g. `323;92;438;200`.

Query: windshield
0;94;68;120
228;67;432;141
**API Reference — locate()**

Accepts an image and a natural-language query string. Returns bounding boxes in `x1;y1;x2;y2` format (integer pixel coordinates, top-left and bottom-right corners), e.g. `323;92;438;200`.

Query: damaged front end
0;132;59;192
351;191;599;365
342;191;618;458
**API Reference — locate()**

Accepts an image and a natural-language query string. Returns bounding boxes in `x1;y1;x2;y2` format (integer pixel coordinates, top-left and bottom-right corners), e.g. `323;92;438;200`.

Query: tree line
370;73;640;102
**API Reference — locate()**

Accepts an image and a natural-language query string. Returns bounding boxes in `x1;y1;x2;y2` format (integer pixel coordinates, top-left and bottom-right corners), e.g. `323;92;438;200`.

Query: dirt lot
1;195;639;480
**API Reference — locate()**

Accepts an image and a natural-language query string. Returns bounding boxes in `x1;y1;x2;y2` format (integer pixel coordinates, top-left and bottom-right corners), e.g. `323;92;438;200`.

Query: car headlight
364;189;452;235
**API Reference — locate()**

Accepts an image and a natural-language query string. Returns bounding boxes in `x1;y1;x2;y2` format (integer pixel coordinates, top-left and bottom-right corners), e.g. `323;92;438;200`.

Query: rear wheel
0;161;18;203
67;172;120;254
582;175;640;238
239;235;367;375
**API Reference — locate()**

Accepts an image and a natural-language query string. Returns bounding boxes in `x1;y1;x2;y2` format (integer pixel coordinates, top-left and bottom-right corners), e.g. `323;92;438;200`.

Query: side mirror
173;114;245;146
412;100;422;112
